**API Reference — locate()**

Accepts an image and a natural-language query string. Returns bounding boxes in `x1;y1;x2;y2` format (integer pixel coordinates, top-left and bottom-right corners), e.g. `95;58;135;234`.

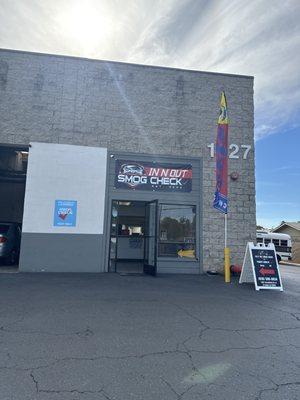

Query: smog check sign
239;242;283;291
53;200;77;227
115;160;192;192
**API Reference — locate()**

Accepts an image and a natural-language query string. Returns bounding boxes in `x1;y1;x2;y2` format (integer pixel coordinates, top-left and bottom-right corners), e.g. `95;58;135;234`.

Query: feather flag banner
213;91;228;213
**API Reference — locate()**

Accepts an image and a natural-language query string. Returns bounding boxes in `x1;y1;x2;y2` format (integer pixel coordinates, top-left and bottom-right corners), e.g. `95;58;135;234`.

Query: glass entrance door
144;200;158;276
109;200;146;274
109;200;157;275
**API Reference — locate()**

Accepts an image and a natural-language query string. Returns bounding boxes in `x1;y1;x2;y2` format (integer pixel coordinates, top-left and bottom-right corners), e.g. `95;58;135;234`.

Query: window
281;240;288;247
272;239;279;246
159;204;196;259
264;238;271;245
257;238;263;243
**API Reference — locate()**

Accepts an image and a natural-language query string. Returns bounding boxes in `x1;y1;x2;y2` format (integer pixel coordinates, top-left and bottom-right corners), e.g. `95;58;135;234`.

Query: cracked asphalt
0;265;299;400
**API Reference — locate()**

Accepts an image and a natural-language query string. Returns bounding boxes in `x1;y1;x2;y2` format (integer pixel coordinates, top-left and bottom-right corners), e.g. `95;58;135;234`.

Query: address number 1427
207;143;252;159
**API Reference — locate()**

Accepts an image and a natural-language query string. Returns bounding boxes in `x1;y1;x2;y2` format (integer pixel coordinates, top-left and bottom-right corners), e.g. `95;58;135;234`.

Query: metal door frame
143;199;158;276
108;199;149;273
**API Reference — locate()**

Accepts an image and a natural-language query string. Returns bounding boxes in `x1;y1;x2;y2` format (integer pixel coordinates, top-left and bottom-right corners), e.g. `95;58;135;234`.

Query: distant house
273;222;300;263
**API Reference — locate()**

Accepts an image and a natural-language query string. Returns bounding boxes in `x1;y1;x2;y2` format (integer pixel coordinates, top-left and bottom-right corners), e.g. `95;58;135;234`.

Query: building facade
273;222;300;263
0;49;256;274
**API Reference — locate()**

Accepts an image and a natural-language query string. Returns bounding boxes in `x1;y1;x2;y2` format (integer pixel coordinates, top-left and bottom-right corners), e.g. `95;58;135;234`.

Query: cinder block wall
0;49;256;271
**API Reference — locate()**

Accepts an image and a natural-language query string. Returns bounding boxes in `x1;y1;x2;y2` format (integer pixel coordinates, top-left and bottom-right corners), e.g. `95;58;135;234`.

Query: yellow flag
218;91;228;124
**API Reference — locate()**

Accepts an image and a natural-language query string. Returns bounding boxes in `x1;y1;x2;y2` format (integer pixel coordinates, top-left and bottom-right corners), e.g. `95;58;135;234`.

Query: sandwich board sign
239;242;283;291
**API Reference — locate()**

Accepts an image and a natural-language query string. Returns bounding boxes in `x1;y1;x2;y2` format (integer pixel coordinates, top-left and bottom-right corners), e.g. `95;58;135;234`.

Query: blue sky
0;0;299;228
256;127;300;228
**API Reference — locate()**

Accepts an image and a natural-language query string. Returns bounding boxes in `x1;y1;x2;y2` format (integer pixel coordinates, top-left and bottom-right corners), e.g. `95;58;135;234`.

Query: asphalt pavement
0;264;299;400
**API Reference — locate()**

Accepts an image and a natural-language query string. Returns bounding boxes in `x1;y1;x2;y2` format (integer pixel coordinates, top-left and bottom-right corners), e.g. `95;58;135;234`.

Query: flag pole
224;212;230;283
213;91;230;283
225;213;227;248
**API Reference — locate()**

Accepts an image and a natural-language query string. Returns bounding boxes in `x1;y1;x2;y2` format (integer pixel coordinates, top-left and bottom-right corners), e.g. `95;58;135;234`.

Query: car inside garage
0;144;28;270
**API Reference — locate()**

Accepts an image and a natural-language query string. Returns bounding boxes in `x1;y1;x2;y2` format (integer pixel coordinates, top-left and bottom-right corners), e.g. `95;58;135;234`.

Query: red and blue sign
213;92;228;213
115;160;192;192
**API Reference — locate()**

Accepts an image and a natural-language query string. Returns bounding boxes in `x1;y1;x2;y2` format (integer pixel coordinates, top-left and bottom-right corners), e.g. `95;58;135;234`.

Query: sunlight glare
57;1;112;54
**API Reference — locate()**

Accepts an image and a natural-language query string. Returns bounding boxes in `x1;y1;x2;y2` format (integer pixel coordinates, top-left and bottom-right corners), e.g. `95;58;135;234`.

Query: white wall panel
22;142;107;234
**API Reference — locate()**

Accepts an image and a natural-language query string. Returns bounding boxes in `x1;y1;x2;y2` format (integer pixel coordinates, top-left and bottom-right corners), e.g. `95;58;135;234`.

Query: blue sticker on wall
54;200;77;227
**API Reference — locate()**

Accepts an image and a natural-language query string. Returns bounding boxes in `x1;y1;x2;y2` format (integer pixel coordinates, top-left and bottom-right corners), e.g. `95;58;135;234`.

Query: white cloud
0;0;299;139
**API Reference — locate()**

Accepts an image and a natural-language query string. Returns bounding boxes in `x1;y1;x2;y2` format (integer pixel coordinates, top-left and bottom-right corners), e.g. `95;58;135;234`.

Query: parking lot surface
0;265;299;400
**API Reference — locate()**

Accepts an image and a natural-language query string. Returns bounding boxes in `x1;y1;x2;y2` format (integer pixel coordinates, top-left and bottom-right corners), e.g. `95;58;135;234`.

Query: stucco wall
19;142;107;272
0;49;256;271
22;142;107;234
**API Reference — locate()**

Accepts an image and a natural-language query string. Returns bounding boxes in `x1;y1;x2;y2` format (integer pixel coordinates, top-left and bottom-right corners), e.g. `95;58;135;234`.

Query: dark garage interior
0;144;28;268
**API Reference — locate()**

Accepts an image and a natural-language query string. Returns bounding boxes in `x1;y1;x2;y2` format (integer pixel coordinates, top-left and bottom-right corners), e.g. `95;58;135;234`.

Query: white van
256;231;292;262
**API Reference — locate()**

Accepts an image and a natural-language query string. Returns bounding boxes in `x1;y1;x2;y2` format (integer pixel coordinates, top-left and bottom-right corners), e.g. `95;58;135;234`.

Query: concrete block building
0;49;256;274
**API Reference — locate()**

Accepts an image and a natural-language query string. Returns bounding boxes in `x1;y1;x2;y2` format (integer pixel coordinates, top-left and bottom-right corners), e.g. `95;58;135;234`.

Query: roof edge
273;222;300;232
0;48;254;80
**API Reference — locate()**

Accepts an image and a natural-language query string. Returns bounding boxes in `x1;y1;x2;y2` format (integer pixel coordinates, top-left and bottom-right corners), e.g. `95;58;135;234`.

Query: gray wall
20;233;103;272
0;49;256;272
